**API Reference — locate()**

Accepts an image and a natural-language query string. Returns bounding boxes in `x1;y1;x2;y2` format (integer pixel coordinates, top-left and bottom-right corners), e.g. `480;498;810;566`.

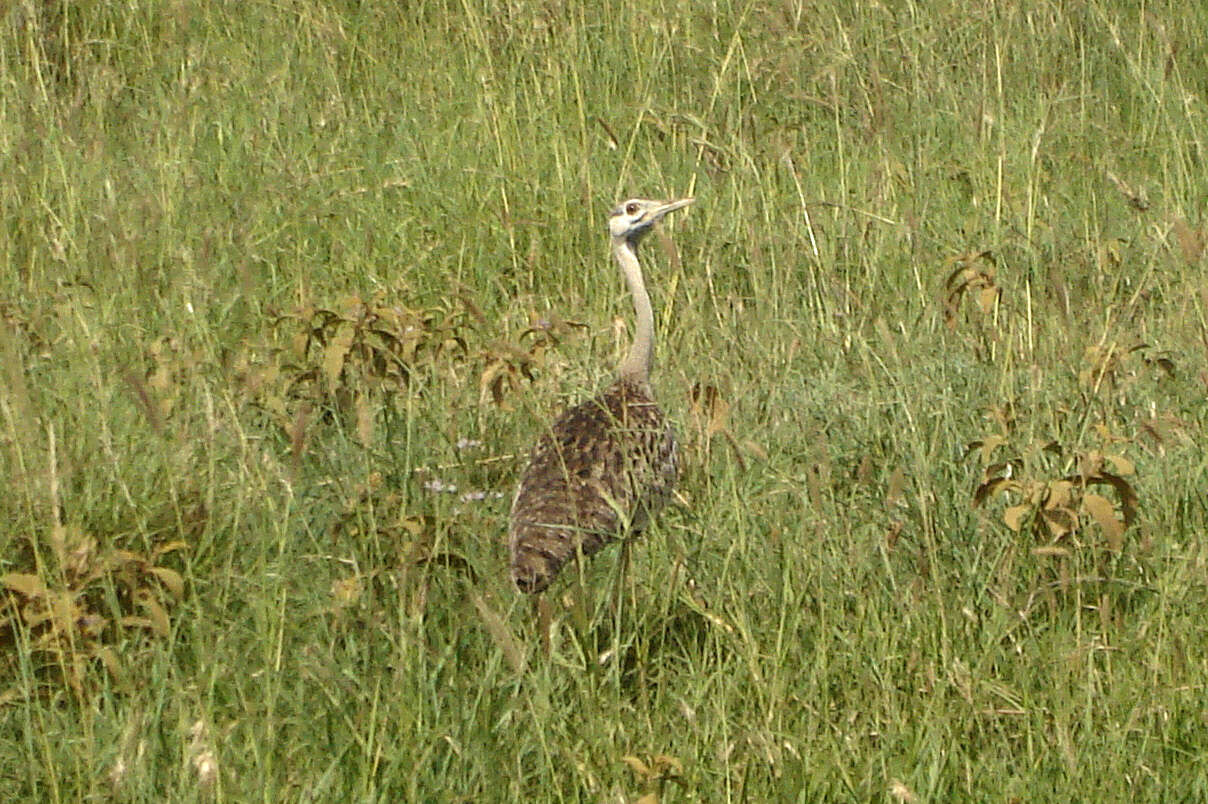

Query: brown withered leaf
942;251;998;328
119;616;156;632
289;329;310;361
977;286;999;314
973;476;1016;507
1038;440;1063;458
1145;354;1176;379
944;250;996;283
742;440;769;462
479;361;511;407
690;383;745;469
1043;480;1075;511
622;756;653;779
330;575;363;609
1105;453;1135;476
1040;508;1075;539
121;370;164;433
1172;218;1205;264
889;779;919;804
520;311;588;344
108;549;145;566
153;540;190;561
886;466;906;509
93;646;125;687
652;755;684;777
1032;545;1071;557
988;404;1015;433
1;573;46;598
1105;172;1149;211
966;435;1008;464
411;551;478;584
25;591;81;632
322;322;355;389
886;520;904;549
1089;470;1138;527
478;341;537;408
1082;493;1124;551
1004;504;1030;532
856;454;874;485
1097;238;1126;268
138;593;171;638
468;590;525;674
706;391;730;438
690;383;729;436
290;402;311;464
147;566;185;600
355;391;374;447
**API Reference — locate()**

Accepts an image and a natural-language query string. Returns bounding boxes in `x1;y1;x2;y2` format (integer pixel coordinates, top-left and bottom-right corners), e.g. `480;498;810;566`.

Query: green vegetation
3;1;1207;800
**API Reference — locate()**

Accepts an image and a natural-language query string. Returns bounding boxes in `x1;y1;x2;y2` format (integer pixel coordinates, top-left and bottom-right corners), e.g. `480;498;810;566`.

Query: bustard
508;197;695;594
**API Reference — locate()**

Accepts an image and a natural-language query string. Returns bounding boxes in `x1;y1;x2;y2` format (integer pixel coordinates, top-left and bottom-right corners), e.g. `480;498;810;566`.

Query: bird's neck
614;238;654;386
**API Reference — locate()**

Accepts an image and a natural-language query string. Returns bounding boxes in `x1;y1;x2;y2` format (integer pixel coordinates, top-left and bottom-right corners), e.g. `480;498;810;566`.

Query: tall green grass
2;1;1206;800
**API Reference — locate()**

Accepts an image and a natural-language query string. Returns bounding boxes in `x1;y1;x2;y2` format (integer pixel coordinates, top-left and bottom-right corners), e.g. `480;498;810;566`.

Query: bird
508;197;695;594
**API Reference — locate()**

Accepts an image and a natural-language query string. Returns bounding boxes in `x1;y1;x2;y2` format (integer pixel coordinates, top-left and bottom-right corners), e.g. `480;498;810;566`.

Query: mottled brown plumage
509;197;694;594
509;378;678;593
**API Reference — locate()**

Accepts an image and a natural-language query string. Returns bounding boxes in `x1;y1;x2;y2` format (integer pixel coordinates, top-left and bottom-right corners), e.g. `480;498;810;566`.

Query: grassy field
3;1;1207;800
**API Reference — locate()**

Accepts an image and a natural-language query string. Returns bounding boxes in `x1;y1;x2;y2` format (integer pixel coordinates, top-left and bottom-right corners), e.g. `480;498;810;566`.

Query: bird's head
608;197;694;243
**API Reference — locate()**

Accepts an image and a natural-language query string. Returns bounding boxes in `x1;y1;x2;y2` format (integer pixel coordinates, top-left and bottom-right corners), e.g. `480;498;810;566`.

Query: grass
2;0;1207;800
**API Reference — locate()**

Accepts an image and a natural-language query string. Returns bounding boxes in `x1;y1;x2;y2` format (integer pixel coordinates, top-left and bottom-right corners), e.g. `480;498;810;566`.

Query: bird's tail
509;523;611;594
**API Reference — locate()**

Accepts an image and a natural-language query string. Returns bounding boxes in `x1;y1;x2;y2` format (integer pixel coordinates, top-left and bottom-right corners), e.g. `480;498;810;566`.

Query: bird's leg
537;595;552;659
608;535;633;639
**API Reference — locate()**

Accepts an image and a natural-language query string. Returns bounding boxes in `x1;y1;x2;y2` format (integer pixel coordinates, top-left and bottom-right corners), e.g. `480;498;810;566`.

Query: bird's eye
625;202;640;216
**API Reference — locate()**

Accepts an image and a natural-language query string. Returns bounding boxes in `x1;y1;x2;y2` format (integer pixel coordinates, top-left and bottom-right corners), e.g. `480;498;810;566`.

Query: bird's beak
651;197;695;220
